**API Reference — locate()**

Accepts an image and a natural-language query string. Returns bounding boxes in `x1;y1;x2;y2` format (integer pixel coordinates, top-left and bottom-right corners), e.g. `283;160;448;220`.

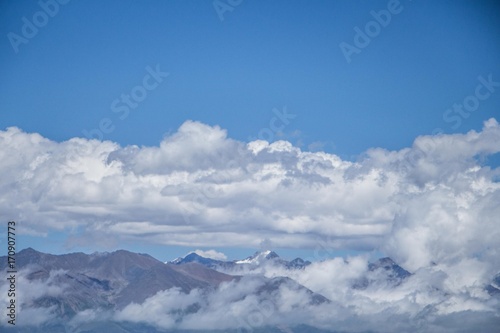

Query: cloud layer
2;257;499;332
1;119;500;277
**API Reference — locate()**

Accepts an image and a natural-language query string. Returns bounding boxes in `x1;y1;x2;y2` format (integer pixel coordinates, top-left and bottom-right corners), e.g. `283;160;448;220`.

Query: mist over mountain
1;248;500;333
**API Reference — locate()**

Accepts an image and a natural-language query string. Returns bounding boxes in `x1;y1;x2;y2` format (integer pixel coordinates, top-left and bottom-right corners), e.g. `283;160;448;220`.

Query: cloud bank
1;119;500;273
110;266;500;333
2;259;499;332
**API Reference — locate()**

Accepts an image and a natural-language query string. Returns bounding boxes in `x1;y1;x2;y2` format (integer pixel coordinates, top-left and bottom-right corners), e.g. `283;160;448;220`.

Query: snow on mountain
235;250;279;264
169;250;311;271
167;252;235;270
168;256;183;264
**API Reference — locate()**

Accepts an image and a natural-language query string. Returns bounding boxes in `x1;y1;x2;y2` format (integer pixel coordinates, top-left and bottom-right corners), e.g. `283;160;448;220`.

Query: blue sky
1;0;500;262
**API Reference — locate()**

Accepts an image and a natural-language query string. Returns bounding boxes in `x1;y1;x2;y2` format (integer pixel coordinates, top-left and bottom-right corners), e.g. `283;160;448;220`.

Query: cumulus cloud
1;118;500;311
191;249;227;260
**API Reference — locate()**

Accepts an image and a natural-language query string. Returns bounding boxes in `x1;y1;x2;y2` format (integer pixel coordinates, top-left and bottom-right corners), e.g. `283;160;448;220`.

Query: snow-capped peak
235;250;278;264
167;257;183;264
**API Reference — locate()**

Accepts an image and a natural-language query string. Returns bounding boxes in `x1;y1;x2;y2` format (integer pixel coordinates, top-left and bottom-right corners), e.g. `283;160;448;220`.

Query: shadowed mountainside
0;248;235;315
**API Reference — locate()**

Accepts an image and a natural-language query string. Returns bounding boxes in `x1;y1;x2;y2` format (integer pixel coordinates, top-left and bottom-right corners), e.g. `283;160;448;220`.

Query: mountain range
0;248;332;332
169;250;312;270
1;248;499;333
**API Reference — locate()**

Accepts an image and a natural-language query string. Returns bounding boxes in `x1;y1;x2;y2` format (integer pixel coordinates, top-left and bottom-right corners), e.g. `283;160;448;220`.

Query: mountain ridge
0;247;235;315
3;248;499;333
169;249;312;270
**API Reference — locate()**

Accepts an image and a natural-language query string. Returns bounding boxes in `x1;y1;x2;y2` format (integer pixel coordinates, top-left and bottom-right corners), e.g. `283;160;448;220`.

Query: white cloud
108;264;499;332
192;249;227;260
1;118;500;311
0;269;67;327
4;254;498;332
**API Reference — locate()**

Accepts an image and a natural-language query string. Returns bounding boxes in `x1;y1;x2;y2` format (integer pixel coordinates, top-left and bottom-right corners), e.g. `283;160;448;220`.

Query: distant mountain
486;273;500;295
353;257;412;289
255;276;330;305
0;248;234;316
2;248;498;333
169;252;235;270
0;248;324;332
235;250;281;264
286;257;312;269
169;250;311;271
369;257;412;280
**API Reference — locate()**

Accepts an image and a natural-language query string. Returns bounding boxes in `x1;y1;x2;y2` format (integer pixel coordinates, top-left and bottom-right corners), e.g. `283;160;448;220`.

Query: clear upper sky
2;0;499;158
1;0;499;261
